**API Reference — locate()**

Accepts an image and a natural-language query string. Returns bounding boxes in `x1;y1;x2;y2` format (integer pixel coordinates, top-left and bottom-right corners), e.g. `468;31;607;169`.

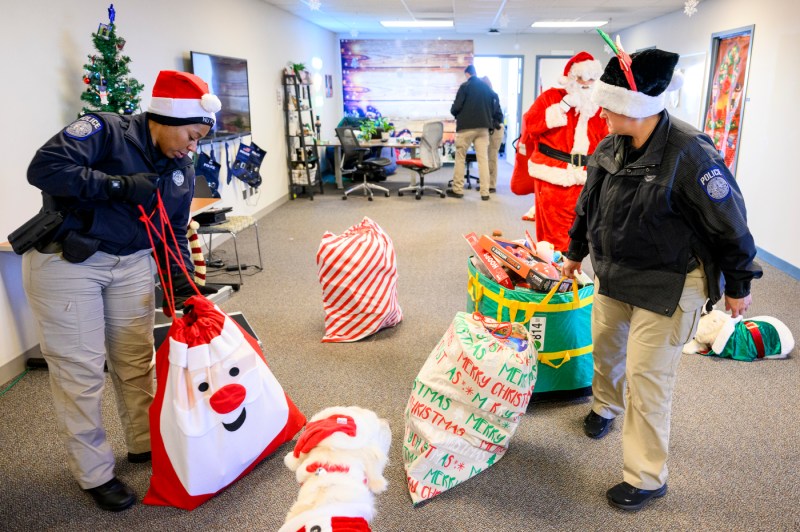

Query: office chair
397;121;445;199
335;127;391;201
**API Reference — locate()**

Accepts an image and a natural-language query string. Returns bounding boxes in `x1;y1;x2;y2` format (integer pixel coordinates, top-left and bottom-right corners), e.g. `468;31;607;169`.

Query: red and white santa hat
559;51;603;85
148;70;221;127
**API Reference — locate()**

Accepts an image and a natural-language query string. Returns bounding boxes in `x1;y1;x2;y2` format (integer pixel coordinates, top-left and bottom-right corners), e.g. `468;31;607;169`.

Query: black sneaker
489;188;497;193
84;477;136;512
481;195;490;201
607;481;667;511
446;189;464;198
127;451;151;463
583;410;613;439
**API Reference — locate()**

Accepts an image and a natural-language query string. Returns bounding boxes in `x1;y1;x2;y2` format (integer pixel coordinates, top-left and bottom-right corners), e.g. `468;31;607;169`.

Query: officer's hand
725;294;752;319
562;258;582;279
107;173;157;205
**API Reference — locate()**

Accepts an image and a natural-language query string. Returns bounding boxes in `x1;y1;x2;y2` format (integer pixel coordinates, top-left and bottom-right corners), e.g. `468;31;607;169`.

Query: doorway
474;55;524;165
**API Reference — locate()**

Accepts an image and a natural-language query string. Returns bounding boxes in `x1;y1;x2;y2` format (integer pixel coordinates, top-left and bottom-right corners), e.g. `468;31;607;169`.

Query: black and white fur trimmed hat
591;48;684;118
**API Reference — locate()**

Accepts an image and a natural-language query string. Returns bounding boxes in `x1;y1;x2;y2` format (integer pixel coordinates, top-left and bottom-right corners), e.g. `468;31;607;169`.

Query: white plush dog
279;406;391;532
683;309;794;361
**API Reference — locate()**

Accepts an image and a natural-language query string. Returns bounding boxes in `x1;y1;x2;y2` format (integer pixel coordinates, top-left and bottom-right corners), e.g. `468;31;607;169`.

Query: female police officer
562;49;761;511
21;71;220;511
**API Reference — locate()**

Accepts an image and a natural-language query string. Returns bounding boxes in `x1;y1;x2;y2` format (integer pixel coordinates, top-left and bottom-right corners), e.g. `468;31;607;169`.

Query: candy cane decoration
187;219;207;286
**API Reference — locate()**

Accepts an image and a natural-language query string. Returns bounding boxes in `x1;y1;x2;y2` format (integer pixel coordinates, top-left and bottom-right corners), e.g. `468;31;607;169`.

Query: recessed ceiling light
531;20;608;28
380;20;454;28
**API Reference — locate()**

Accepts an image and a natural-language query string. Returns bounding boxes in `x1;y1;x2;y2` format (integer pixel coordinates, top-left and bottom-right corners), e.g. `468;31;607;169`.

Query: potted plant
359;119;377;141
377;117;394;140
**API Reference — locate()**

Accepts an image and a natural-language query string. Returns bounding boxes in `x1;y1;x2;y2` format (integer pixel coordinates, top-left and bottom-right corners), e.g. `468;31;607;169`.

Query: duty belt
539;143;589;167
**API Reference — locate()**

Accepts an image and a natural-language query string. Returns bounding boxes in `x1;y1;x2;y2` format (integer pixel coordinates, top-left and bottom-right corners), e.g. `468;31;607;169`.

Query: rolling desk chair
397;121;445;199
335;127;391;201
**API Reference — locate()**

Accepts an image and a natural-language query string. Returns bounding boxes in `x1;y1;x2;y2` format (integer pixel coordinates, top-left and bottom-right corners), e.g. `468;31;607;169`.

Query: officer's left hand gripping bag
143;296;306;510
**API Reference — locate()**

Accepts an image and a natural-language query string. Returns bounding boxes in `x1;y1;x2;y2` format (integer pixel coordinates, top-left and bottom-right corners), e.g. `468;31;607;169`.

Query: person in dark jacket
448;65;499;200
21;70;220;511
481;76;505;194
562;48;761;511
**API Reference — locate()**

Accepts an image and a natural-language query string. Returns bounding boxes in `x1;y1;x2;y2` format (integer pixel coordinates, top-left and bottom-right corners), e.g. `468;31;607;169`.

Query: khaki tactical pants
451;128;490;195
487;128;503;189
590;268;707;489
23;248;156;489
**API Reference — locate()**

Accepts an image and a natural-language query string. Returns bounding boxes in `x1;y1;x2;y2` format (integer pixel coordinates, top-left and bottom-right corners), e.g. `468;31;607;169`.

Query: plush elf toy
683;309;795;361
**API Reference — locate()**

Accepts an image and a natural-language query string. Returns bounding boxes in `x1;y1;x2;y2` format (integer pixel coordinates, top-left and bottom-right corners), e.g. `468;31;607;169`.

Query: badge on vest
698;166;730;202
64;115;103;140
172;170;185;186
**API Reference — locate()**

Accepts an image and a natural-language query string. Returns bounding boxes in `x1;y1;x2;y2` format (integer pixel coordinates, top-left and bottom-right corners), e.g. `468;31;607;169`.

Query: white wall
618;0;800;269
0;0;341;381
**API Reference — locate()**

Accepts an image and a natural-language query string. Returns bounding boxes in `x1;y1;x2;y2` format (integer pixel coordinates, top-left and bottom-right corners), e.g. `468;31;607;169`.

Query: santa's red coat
511;87;607;250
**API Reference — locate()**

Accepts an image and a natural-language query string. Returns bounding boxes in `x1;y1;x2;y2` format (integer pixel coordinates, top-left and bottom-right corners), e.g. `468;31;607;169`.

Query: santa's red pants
533;179;583;252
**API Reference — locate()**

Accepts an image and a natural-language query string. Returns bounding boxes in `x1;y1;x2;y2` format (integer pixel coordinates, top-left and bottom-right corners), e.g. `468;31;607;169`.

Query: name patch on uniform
172;170;185;186
698;166;730;202
64;115;103;139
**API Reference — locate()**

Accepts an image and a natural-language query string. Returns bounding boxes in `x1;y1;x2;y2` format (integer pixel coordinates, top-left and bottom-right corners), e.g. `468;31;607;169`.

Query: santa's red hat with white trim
559;51;603;85
147;70;221;127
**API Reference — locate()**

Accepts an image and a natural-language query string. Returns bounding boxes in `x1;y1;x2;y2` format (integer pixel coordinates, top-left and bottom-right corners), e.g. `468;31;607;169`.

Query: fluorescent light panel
381;20;453;28
531;20;608;28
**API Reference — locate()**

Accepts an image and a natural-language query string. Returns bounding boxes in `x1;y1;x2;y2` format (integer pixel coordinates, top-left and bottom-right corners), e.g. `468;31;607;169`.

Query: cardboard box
463;233;513;289
478;235;573;293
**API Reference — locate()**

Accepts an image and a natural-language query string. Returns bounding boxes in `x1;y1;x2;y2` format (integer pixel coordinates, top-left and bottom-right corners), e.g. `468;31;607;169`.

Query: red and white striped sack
316;217;403;342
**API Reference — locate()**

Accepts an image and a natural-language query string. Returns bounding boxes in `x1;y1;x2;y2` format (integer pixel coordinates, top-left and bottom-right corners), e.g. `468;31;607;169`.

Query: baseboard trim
0;344;40;388
757;247;800;280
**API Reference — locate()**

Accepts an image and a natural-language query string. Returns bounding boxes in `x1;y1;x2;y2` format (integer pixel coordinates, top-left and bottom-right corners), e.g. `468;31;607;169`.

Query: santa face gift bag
144;296;306;510
316;217;403;342
403;312;537;504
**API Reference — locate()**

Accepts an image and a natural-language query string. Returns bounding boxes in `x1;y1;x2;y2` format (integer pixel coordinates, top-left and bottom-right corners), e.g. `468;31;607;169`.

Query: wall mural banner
703;26;754;175
340;39;474;145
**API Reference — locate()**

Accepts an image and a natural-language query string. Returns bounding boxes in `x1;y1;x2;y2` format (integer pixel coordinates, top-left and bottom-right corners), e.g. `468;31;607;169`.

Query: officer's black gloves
107;173;158;205
162;274;219;317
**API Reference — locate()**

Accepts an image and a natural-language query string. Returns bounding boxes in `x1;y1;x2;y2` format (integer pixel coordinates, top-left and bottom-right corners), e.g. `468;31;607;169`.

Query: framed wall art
703;25;755;176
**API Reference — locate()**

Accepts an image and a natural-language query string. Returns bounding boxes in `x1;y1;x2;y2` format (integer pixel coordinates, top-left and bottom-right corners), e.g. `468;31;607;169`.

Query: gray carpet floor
1;161;799;531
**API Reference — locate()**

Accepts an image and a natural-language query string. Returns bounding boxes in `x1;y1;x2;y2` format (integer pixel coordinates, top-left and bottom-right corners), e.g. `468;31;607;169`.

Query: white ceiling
261;0;691;36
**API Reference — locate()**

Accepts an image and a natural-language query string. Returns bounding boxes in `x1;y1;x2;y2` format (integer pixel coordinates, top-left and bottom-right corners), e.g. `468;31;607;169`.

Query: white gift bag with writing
403;312;537;504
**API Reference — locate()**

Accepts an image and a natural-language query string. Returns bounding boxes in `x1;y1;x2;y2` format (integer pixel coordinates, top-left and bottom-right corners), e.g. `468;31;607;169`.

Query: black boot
607;481;667;511
583;410;613;439
84;477;136;512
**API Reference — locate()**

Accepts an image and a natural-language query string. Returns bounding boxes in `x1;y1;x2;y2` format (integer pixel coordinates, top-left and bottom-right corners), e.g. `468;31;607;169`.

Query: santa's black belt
539;143;589;167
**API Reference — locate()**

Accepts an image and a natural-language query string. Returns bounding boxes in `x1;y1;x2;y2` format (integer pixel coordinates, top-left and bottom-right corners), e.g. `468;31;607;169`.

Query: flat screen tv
190;51;251;137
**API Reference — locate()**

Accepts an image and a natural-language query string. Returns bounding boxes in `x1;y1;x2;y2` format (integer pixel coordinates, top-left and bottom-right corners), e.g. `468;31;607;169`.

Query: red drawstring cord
138;192;202;317
471;312;524;340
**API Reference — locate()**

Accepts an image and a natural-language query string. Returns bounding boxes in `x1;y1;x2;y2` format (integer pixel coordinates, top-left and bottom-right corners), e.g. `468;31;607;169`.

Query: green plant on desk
377;117;394;135
359;119;377;139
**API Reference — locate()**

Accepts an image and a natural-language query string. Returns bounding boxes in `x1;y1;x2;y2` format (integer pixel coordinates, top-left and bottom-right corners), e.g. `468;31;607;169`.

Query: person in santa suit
510;52;608;251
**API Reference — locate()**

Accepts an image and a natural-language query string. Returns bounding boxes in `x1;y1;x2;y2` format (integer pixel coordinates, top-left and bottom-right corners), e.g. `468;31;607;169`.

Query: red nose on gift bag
210;384;246;414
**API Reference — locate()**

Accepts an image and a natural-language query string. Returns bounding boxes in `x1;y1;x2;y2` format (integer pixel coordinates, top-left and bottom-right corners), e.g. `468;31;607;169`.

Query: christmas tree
80;4;144;116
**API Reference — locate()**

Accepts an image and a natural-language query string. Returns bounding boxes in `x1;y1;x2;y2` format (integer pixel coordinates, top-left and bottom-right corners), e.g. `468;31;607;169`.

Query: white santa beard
565;80;599;117
161;356;290;496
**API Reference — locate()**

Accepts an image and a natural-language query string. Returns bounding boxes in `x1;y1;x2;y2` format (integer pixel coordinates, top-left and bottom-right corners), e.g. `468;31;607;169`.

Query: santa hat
147;70;222;127
559;51;603;85
591;48;684;118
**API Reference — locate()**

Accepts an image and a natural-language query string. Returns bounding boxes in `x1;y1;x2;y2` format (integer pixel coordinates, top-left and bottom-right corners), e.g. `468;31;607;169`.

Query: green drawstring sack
466;258;594;399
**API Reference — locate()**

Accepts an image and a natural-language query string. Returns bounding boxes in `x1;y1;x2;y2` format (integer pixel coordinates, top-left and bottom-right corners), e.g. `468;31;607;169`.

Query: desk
326;139;418;189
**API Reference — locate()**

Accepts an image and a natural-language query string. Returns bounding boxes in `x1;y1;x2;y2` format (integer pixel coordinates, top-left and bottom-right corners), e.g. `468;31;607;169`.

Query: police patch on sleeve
698;166;731;202
64;114;104;140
